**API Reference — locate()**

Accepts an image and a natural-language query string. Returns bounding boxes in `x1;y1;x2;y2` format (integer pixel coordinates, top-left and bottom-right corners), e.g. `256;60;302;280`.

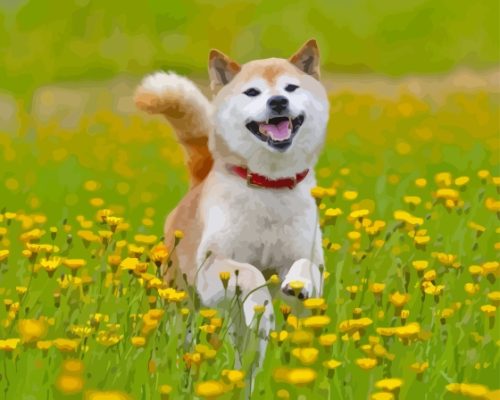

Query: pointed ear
289;39;320;80
208;49;241;91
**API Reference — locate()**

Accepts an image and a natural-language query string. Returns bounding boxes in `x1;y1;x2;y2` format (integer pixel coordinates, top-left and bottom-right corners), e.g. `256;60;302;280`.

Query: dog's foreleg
196;257;274;364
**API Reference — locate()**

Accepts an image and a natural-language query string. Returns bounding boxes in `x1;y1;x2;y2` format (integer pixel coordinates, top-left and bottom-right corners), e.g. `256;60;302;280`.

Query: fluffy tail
134;72;213;186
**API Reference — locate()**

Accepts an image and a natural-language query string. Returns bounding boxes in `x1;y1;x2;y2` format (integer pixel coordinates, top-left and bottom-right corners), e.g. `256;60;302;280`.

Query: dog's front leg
196;257;274;361
281;258;322;299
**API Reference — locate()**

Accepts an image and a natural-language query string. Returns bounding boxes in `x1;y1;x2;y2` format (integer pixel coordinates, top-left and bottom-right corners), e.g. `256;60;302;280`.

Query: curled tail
134;72;213;186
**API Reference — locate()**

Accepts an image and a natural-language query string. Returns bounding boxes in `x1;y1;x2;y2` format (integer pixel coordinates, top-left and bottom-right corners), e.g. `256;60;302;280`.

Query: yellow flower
62;359;85;374
346;285;359;294
159;384;172;395
0;338;20;351
356;358;378;370
487;291;500;305
268;274;280;285
422;282;445;296
302;315;330;329
221;369;245;383
324;208;343;219
195;380;225;398
41;257;62;274
412;260;428;271
200;309;218;319
410;361;429;374
18;318;48;343
56;374;84;395
349;209;370;219
347;231;361;241
174;230;184;240
403;196;422;207
323;359;342;369
96;331;123;346
270;330;289;343
464;283;480;295
446;383;490;398
131;336;146;347
36;340;53;350
303;297;325;309
389;292;410;308
319;333;337;346
394;210;424;226
85;390;132;400
63;258;86;270
276;389;290;399
219;271;230;288
290;330;314;345
291;347;319;365
150;244;169;266
480;304;496;317
343;190;358;200
134;234;158;245
468;265;483;276
369;283;386;294
53;338;79;352
414;235;430;246
286;368;317;385
422;270;437;283
375;378;403;391
0;249;10;261
339;318;373;333
415;178;427;188
371;393;394;400
311;186;327;199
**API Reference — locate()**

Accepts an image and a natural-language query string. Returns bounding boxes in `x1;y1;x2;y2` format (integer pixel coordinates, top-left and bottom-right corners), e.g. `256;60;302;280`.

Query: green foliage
1;0;499;94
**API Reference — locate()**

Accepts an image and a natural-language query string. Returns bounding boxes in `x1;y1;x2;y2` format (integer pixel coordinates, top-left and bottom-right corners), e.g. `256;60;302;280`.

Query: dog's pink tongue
262;120;290;141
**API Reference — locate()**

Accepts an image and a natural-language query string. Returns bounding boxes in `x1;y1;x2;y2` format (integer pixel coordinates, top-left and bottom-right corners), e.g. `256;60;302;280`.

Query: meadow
0;80;499;400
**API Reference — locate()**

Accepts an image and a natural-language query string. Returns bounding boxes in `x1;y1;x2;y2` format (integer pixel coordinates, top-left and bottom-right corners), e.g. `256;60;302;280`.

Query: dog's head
208;40;329;177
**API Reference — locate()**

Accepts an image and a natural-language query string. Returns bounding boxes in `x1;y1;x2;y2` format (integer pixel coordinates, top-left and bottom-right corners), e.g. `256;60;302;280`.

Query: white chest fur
197;166;324;276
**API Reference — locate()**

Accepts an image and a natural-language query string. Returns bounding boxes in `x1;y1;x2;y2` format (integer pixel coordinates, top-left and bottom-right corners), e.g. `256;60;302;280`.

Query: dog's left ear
209;49;241;91
289;39;320;80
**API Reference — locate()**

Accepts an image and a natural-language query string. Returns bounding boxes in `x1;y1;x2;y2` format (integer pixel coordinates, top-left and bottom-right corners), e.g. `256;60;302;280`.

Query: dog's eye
285;84;299;93
243;88;261;97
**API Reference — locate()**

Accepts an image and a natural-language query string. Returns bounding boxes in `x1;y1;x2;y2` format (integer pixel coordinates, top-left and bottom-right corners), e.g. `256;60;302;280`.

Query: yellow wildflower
410;361;429;374
302;315;330;329
195;381;225;398
18;319;48;343
303;297;325;309
56;374;84;395
0;338;20;351
375;378;403;391
291;347;319;365
371;393;394;400
319;333;337;346
355;358;377;370
389;292;410;308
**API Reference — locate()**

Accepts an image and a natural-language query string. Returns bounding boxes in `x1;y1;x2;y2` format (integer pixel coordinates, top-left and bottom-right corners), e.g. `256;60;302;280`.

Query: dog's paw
281;279;314;300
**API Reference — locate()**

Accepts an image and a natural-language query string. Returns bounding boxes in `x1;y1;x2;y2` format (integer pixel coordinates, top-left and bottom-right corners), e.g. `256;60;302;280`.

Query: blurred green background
1;0;499;95
0;1;499;399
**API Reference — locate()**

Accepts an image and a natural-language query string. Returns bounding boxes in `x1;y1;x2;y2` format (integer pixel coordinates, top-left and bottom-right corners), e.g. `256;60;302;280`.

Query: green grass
0;86;498;399
1;0;499;95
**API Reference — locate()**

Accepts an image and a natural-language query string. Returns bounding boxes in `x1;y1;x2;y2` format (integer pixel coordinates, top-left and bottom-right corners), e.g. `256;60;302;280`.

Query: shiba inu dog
134;39;329;361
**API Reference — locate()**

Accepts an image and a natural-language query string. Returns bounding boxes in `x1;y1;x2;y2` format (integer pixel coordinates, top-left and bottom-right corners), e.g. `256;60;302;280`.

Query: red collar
228;165;309;190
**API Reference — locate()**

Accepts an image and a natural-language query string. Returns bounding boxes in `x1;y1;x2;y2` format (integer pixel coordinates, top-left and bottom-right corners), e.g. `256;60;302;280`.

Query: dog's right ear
208;49;241;91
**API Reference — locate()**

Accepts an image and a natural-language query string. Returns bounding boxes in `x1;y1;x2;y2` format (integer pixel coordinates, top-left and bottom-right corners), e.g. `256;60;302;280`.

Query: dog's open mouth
245;114;305;151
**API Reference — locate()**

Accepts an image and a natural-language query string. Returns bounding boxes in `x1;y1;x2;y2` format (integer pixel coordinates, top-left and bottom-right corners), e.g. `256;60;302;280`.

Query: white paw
281;278;314;300
281;259;321;300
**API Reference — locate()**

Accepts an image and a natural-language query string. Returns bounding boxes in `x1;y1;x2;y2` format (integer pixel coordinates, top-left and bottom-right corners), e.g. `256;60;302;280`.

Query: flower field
0;85;498;399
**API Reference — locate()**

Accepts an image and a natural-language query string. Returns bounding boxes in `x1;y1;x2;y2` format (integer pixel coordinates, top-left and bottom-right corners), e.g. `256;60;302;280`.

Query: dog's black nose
267;96;289;113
